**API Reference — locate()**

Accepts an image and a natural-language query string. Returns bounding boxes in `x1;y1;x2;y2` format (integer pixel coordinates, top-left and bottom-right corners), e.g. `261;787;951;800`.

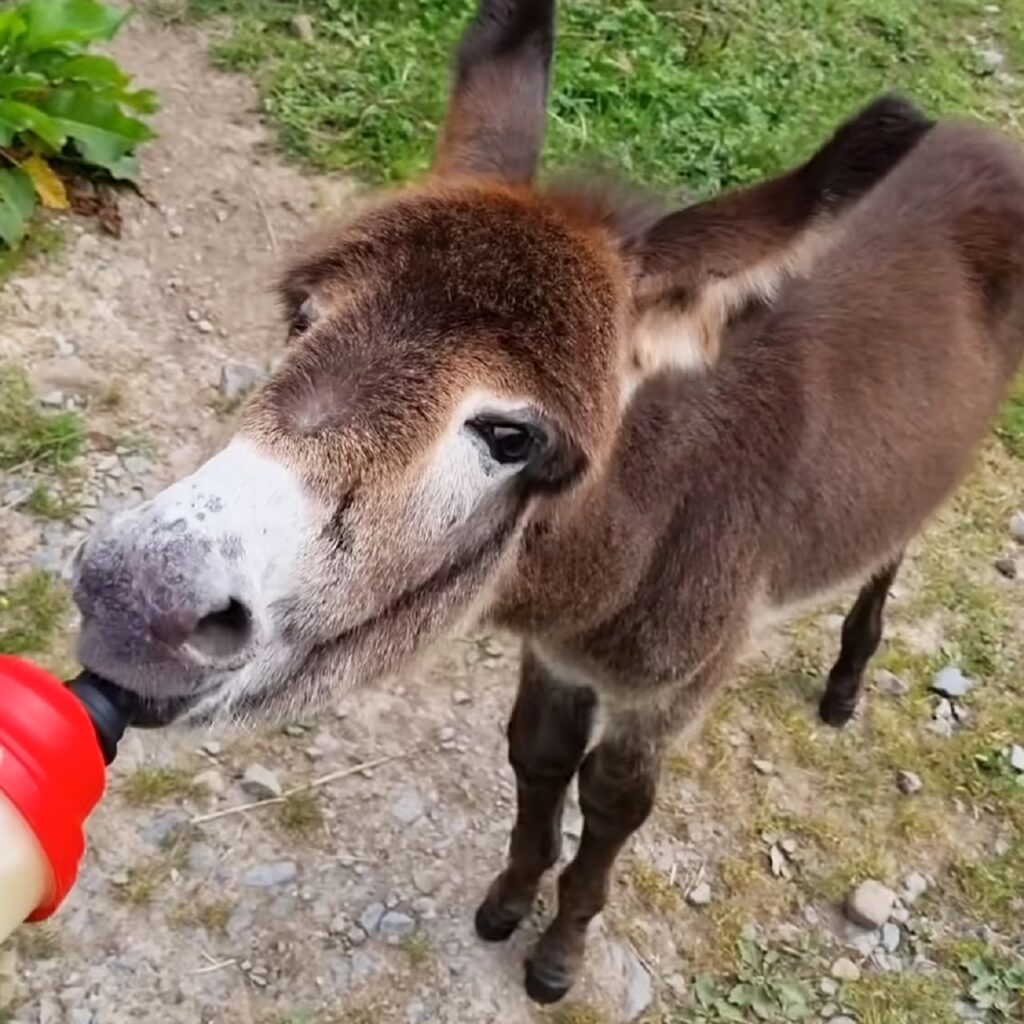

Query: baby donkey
71;0;1024;1005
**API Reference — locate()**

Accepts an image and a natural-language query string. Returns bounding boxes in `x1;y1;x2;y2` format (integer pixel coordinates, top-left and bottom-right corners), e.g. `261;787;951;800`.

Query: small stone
412;866;444;895
379;911;416;938
201;739;223;757
1010;510;1024;542
875;669;909;696
932;666;972;699
283;724;307;737
290;12;315;41
241;764;283;799
328;913;349;935
819;978;839;996
769;844;792;879
194;768;226;797
196;319;214;335
780;838;798;855
830;957;861;982
994;556;1018;579
897;770;923;795
186;308;200;322
122;455;151;476
978;46;1005;72
391;788;425;825
439;726;456;743
169;223;184;238
829;1017;857;1024
1009;744;1024;773
40;390;65;408
347;925;367;946
141;810;189;847
752;758;775;775
242;862;297;887
452;689;471;705
359;902;385;933
846;880;897;928
412;896;436;918
219;360;264;401
902;871;929;904
881;922;901;953
687;882;712;907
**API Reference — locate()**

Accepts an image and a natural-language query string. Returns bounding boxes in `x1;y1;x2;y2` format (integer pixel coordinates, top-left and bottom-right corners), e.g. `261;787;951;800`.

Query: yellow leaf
21;155;69;211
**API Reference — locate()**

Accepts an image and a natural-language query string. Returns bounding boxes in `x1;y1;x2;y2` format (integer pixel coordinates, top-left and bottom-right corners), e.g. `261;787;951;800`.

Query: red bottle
0;655;129;942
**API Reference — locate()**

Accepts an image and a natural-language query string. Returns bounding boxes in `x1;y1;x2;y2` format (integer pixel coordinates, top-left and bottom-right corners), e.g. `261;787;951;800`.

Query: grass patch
276;790;324;836
949;837;1024;933
0;571;69;657
996;374;1024;459
121;767;199;807
25;484;79;522
844;971;961;1024
628;858;680;915
113;861;168;906
398;932;433;970
544;1005;609;1024
0;222;64;285
190;0;1023;191
0;364;83;471
13;924;61;961
170;897;234;934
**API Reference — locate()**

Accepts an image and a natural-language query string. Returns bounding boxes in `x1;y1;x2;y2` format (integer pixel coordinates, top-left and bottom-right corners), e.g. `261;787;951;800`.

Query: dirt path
0;17;655;1024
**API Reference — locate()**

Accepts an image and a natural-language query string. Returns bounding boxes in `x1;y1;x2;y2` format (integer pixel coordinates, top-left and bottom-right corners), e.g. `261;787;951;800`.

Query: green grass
0;222;64;286
996;374;1024;458
844;972;962;1024
0;571;70;657
121;766;199;806
276;789;324;836
0;364;83;471
190;0;1023;191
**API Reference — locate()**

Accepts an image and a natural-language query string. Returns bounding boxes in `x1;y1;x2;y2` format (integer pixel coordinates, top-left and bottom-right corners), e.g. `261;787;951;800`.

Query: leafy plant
962;955;1024;1022
684;941;815;1022
0;0;158;247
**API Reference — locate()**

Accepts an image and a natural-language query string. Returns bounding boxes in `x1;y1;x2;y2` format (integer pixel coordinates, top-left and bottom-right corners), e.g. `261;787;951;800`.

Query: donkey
72;0;1024;1004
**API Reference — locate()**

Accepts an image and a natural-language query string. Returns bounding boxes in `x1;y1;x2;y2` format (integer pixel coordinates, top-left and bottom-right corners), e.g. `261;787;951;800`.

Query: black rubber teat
67;671;134;766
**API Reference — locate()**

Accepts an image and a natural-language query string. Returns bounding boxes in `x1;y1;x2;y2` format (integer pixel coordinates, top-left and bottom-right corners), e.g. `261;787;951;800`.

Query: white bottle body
0;791;50;945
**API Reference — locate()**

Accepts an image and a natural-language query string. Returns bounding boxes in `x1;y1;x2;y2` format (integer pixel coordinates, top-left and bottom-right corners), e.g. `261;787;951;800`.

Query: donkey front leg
524;714;662;1004
475;648;597;942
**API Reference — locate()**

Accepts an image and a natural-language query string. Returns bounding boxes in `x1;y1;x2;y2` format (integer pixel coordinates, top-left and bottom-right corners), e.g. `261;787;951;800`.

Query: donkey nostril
188;598;253;660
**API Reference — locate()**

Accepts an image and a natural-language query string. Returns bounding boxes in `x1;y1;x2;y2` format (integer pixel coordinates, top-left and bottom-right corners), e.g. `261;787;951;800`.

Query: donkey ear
433;0;555;184
625;95;934;375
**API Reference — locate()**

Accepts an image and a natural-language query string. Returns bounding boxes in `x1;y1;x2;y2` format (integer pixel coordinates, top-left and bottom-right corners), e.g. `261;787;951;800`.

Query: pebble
881;922;901;953
875;669;909;696
829;1017;857;1024
241;764;283;799
994;556;1018;579
412;865;444;895
168;223;184;238
290;12;315;41
189;768;224;798
391;788;425;825
1009;744;1024;773
819;978;839;996
932;666;972;699
40;390;65;408
452;689;471;705
769;844;792;879
902;871;929;904
896;770;923;795
196;319;214;334
439;726;456;743
358;902;385;933
242;862;297;887
411;896;436;919
846;879;897;928
751;758;775;775
379;911;416;938
1011;510;1024;542
186;308;200;322
347;925;367;946
220;360;264;401
687;882;712;907
830;957;861;982
201;739;223;757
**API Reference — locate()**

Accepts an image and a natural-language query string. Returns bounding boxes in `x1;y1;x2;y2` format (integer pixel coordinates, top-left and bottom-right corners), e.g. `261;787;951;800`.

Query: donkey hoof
474;900;523;943
819;694;856;728
524;957;573;1004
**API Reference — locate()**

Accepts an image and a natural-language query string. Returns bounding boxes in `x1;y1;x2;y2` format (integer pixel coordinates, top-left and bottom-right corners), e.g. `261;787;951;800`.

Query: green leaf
694;975;718;1010
21;0;127;51
0;73;48;97
0;8;26;48
751;988;776;1020
40;87;156;180
0;98;67;149
738;939;764;970
121;88;160;115
0;167;38;247
729;982;757;1007
48;54;129;87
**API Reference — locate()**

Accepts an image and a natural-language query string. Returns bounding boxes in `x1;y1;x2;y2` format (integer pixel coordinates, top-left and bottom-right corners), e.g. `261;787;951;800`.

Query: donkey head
72;0;931;723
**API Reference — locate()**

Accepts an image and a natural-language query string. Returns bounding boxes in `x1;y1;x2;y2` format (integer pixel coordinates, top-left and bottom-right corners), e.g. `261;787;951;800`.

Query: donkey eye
469;420;539;465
